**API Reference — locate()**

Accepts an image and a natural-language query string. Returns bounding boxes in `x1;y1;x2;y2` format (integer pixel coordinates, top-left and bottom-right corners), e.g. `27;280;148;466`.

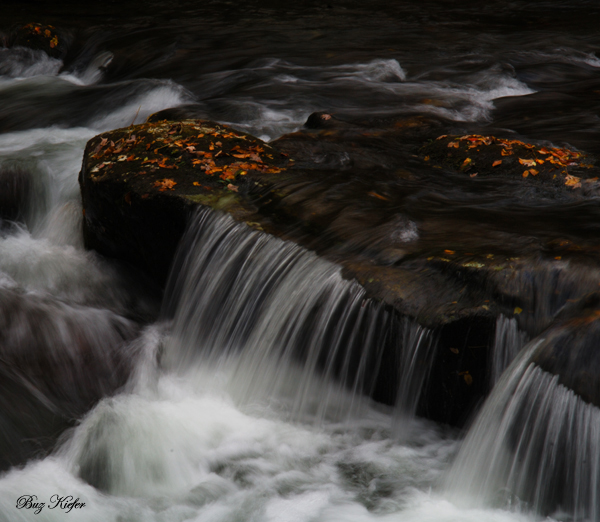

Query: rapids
1;1;600;521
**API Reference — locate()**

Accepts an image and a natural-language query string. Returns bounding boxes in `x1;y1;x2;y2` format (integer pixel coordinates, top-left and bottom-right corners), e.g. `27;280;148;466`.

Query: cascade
162;208;434;422
490;315;528;387
445;330;600;520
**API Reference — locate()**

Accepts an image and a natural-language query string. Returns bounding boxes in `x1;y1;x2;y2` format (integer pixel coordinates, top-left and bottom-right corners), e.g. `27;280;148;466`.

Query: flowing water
1;1;600;521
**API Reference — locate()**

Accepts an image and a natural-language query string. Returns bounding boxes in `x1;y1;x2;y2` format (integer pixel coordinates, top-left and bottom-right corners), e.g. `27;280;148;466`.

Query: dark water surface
1;1;600;521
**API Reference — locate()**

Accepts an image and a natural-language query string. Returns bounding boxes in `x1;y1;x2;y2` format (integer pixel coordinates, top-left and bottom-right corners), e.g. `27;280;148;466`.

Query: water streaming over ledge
445;338;600;521
162;208;435;424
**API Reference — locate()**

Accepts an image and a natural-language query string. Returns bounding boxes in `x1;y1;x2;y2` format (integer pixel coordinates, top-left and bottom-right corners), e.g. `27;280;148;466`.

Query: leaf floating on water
368;191;389;201
492;160;502;167
514;307;523;314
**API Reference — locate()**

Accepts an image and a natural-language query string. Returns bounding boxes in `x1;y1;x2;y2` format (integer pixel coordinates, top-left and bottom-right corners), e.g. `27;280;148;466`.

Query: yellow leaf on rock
519;158;537;167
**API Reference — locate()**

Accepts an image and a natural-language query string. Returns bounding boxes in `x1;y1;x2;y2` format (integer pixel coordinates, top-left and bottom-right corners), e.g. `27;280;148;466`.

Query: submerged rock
0;289;139;471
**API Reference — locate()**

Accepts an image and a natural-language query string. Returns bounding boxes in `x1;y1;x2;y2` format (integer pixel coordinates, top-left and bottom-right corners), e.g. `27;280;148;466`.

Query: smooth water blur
1;1;599;521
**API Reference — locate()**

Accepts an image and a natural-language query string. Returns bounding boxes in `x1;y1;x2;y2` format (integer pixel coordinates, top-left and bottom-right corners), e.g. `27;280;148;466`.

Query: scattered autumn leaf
492;160;502;167
154;178;177;191
519;158;537;167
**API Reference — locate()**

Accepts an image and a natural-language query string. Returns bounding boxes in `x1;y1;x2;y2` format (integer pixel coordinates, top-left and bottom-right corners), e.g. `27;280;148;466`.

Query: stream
1;1;600;520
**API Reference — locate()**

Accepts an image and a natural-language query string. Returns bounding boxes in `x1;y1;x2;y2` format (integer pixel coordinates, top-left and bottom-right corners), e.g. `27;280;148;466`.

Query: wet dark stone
0;167;32;222
532;294;600;408
80;115;600;426
418;316;496;427
11;23;69;60
79;117;505;427
147;104;210;123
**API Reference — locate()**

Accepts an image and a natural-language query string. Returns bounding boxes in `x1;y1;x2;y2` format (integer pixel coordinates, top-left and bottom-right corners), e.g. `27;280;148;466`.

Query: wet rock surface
0;167;32;223
80;113;600;424
10;23;68;60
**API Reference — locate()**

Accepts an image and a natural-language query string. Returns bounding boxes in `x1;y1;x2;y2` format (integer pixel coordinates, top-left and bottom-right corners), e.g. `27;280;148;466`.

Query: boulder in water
11;23;68;60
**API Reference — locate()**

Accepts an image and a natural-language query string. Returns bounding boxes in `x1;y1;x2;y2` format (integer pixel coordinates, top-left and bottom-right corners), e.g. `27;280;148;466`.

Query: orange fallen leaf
519;158;536;167
154;178;177;191
529;169;539;176
448;141;459;148
523;170;529;177
444;250;455;254
565;174;581;188
492;160;502;167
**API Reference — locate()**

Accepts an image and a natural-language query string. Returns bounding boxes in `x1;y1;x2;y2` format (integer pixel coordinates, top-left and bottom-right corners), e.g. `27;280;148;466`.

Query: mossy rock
79;119;292;284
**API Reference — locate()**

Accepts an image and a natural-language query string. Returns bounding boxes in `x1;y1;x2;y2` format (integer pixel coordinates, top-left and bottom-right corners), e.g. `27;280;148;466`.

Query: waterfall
444;337;600;520
161;208;433;423
490;315;528;388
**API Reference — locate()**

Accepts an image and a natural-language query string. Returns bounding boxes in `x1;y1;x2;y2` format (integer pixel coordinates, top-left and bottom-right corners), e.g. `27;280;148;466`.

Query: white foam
92;81;191;130
0;47;62;79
